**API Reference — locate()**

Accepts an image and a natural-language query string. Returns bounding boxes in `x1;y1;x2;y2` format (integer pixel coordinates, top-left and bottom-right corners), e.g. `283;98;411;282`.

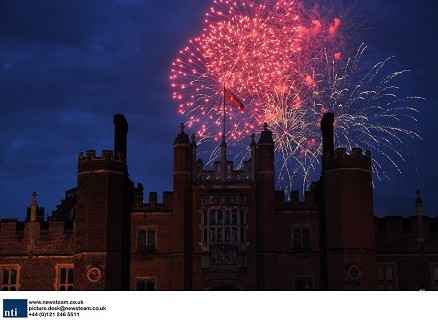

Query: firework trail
273;43;421;194
170;0;421;195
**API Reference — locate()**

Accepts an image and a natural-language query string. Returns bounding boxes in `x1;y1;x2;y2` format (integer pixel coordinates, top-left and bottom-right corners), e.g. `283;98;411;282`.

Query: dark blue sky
1;0;437;219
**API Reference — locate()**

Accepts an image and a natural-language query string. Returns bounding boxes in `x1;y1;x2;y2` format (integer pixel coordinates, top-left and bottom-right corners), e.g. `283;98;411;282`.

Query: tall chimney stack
114;114;128;160
321;112;334;158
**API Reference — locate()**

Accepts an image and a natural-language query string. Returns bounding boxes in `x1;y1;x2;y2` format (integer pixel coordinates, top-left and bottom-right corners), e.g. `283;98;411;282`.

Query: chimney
114;114;129;160
30;192;38;222
321;112;335;158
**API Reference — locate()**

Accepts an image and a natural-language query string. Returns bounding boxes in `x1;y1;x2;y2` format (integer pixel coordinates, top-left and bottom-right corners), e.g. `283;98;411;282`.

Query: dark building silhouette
1;113;437;290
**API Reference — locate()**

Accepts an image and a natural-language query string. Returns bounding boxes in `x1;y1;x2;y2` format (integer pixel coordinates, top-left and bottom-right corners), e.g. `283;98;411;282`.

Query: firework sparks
170;0;421;195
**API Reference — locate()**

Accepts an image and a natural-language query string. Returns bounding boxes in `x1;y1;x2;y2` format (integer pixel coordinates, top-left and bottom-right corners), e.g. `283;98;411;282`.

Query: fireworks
170;0;421;195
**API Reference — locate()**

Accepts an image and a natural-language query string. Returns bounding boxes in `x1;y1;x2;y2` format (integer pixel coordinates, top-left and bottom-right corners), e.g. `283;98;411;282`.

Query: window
232;228;238;242
136;277;156;291
217;210;223;224
199;196;248;269
225;211;231;225
138;230;147;247
137;227;157;249
292;227;311;249
378;264;397;290
1;265;20;291
203;207;246;244
231;211;238;225
210;211;216;225
56;265;73;291
294;277;313;290
148;230;156;247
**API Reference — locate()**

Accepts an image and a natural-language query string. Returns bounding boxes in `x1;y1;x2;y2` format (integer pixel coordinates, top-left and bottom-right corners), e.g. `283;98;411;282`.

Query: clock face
87;265;103;282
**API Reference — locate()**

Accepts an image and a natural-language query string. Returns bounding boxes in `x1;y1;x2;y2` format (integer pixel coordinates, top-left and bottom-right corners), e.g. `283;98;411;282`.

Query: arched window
1;266;19;291
56;265;73;291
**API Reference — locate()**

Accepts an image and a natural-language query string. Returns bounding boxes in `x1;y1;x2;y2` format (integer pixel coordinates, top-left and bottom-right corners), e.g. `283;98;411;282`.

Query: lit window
1;265;20;291
56;265;73;291
136;277;156;291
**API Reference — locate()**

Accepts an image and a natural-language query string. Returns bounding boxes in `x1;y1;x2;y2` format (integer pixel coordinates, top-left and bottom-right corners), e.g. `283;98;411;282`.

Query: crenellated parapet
0;219;75;256
133;191;173;211
275;187;320;211
0;219;74;237
78;149;126;173
323;147;372;171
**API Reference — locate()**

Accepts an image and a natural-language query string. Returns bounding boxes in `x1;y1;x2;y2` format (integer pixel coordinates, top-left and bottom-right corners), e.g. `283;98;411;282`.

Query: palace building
1;113;437;290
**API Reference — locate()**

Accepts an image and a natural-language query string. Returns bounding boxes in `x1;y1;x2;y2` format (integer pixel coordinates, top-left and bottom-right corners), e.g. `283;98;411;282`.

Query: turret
255;122;275;289
172;123;192;289
74;115;131;290
320;113;376;290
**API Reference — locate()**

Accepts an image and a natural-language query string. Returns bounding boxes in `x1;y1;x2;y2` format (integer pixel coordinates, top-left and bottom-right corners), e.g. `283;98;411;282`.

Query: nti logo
3;299;27;318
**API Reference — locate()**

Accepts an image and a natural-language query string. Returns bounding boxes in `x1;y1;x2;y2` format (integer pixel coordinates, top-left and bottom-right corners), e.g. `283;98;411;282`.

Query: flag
224;88;244;110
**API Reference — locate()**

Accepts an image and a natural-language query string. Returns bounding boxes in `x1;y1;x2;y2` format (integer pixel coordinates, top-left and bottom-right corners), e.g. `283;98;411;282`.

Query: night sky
1;0;437;219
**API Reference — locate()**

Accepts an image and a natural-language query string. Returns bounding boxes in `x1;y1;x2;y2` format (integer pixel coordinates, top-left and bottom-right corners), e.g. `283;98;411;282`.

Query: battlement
133;190;173;211
79;149;124;161
323;147;372;171
78;150;126;172
0;219;75;238
275;186;319;210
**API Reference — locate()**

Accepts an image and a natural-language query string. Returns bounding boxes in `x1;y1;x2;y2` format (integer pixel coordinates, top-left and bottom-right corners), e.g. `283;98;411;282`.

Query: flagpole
223;83;226;143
